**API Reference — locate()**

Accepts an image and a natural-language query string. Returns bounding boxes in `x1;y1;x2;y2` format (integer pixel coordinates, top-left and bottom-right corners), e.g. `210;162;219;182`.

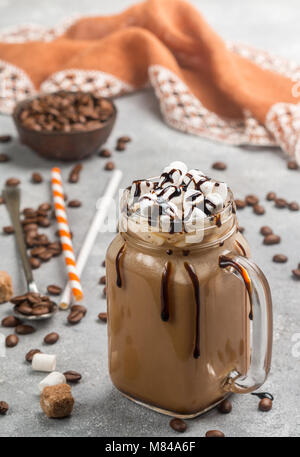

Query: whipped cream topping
122;162;230;239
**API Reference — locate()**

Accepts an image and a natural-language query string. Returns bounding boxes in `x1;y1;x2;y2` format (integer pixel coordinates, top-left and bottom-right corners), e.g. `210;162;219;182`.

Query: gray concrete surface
0;0;299;438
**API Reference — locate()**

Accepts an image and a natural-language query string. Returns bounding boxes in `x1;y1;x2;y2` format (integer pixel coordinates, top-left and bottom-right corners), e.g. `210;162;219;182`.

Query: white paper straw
60;169;123;309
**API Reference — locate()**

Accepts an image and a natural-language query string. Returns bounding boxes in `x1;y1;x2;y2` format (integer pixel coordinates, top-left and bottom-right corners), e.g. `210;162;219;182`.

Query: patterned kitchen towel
0;0;300;162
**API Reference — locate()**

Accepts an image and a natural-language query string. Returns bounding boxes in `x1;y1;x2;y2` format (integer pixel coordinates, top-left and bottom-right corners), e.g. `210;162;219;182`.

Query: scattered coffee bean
68;199;82;208
245;194;259;206
15;324;35;335
169;418;187;433
102;260;106;267
1;316;21;327
0;153;10;162
218;399;232;414
29;257;41;269
105;161;115;171
37;217;51;228
44;332;59;345
67;310;84;324
0;401;9;415
212;161;227;171
287;160;298;170
63;370;82;383
32;305;51;316
39;251;53;262
253;204;265;215
116;141;126;151
275;198;287;208
235;199;246;209
6;177;20;187
288;201;299;211
238;227;245;234
258;398;272;412
99;148;111;158
47;285;62;296
292;269;300;279
273;254;288;263
3;226;14;234
32;172;43;183
205;430;225;437
0;135;12;143
99;276;106;285
0;197;4;204
266;191;276;201
68;164;83;183
38;202;51;212
103;286;107;297
30;246;46;257
263;234;281;245
6;334;19;347
25;349;41;363
98;312;107;322
70;304;87;316
118;135;131;143
23;223;38;233
260;226;273;236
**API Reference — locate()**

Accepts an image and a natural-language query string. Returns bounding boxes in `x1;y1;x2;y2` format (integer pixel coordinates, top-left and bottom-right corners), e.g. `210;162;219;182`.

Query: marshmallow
39;371;66;392
184;207;206;233
130;180;154;201
199;180;215;195
183;169;206;189
139;192;158;217
212;182;228;201
205;193;224;215
158;161;187;188
32;353;56;372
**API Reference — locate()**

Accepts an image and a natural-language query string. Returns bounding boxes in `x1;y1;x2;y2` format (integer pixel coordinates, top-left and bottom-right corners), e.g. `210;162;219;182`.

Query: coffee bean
263;234;281;245
71;304;87;316
38;202;51;212
0;153;10;162
0;401;9;415
275;198;287;208
6;334;19;347
273;254;287;263
63;370;82;383
29;257;41;269
103;286;107;297
235;199;246;209
102;260;106;267
30;246;46;257
99;276;106;285
292;269;300;279
23;207;36;217
15;324;35;335
68;164;83;183
3;226;14;234
68;199;82;208
0;197;4;204
98;312;107;322
16;302;34;315
44;332;59;345
238;227;245;234
253;204;265;215
116;141;126;151
39;251;53;262
287;160;298;170
31;305;50;316
118;136;131;143
169;418;187;433
260;226;273;236
105;161;115;171
46;285;61;296
288;201;299;211
258;398;272;412
6;177;20;187
266;191;276;201
23;223;38;233
1;316;21;327
32;172;43;183
99;148;111;158
0;135;12;143
245;194;259;206
67;310;84;324
25;349;41;363
212;161;227;171
38;217;50;228
205;430;225;437
218;399;232;414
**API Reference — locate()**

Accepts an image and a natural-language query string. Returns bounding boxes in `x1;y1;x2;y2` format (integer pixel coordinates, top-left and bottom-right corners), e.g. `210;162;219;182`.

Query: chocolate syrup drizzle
161;261;172;322
219;255;253;320
116;244;126;288
184;262;201;359
251;392;274;401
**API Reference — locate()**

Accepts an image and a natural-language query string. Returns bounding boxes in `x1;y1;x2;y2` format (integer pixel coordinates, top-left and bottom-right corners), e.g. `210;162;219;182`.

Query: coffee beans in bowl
13;91;117;161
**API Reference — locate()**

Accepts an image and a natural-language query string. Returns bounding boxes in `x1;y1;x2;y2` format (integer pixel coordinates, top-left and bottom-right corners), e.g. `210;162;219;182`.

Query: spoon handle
3;186;36;290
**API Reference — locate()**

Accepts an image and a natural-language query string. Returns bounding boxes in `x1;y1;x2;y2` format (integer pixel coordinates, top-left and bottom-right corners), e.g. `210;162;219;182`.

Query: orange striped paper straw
51;167;83;303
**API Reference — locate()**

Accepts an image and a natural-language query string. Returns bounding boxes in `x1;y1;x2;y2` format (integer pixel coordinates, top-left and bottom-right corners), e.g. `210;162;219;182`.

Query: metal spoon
3;185;58;320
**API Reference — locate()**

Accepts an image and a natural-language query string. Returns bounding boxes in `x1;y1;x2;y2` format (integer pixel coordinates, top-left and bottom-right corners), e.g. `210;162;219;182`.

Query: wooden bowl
13;92;117;161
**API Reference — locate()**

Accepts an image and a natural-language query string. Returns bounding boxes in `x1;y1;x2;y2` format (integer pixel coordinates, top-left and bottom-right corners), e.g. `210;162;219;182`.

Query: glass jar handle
220;254;273;394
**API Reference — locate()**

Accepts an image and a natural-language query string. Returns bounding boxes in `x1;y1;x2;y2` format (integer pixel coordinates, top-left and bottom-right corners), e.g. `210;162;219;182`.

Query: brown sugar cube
40;383;74;418
0;271;13;304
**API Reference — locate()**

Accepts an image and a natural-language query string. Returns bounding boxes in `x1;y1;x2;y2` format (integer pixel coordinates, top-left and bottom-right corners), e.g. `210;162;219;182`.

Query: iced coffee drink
106;162;272;418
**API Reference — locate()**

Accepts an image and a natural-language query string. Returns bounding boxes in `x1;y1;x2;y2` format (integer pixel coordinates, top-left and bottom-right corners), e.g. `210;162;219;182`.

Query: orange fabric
0;0;299;159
